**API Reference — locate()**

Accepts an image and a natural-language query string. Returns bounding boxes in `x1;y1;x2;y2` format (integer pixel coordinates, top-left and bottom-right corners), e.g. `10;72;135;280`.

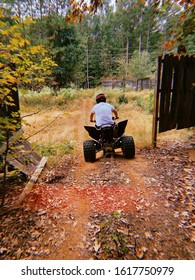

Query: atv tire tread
83;140;96;162
121;136;135;159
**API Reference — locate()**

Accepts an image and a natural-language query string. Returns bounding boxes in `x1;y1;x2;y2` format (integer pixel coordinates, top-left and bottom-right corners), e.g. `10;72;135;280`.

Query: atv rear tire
121;136;135;159
83;140;96;162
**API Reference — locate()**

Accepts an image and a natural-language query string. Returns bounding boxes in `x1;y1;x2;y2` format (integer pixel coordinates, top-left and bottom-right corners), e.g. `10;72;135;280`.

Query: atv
83;119;135;162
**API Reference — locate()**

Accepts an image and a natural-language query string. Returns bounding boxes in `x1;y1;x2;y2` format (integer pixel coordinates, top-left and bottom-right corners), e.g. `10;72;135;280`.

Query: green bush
118;94;128;104
147;91;154;113
133;91;153;113
20;87;79;108
134;96;143;108
58;88;78;102
33;140;76;157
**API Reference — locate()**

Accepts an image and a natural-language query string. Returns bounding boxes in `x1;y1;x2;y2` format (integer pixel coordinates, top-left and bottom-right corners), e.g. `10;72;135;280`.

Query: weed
32;140;76;159
118;94;128;104
147;91;154;113
95;212;131;259
134;96;143;108
132;91;153;113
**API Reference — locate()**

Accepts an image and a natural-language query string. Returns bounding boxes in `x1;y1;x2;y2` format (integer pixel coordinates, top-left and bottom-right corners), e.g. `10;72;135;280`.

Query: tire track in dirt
51;97;95;259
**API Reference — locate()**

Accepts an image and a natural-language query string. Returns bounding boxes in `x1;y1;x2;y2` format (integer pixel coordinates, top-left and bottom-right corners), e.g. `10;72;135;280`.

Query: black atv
83;119;135;162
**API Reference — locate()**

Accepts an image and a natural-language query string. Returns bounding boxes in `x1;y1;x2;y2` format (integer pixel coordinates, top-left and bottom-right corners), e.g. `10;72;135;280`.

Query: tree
149;0;195;52
52;26;84;87
67;0;195;53
77;13;114;87
0;9;56;205
128;50;154;80
1;0;194;88
0;0;69;18
0;9;57;89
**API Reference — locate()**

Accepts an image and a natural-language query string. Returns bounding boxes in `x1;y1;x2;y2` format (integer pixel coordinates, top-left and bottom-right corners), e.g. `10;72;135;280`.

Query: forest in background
0;0;194;90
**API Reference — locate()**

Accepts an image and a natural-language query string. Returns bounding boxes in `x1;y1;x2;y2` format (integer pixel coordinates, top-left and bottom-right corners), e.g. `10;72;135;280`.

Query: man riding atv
83;93;135;162
90;93;118;127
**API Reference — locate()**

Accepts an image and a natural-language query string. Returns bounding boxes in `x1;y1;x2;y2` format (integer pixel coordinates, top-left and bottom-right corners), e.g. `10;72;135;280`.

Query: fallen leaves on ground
0;137;195;260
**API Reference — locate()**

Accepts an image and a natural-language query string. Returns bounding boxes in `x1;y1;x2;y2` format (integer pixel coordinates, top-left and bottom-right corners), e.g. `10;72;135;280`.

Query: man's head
96;93;106;103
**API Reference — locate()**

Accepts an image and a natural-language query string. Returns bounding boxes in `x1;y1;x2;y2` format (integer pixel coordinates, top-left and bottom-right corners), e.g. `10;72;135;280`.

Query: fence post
152;56;162;148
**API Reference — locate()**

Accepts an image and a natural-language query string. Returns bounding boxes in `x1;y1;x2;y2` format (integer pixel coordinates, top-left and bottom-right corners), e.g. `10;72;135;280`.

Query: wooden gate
152;54;195;147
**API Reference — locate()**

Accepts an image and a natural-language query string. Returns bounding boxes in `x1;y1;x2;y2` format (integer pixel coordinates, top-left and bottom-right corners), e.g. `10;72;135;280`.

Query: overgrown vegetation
32;140;77;165
20;87;154;160
133;91;154;113
20;87;80;109
21;86;192;162
21;87;154;112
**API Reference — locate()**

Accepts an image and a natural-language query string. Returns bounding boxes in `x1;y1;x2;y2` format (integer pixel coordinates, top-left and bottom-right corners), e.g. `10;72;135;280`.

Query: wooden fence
152;54;195;147
102;78;155;90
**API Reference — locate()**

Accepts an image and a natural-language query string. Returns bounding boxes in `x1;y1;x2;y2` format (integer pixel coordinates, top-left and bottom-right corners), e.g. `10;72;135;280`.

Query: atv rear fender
84;126;100;140
84;120;128;140
116;120;128;138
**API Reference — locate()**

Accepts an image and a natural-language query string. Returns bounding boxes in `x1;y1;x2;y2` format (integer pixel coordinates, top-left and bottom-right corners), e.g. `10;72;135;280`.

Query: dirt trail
25;152;157;260
16;139;194;260
0;99;195;260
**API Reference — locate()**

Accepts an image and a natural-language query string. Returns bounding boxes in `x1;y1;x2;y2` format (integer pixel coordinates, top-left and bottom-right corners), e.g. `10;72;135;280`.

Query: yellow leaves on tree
0;10;57;99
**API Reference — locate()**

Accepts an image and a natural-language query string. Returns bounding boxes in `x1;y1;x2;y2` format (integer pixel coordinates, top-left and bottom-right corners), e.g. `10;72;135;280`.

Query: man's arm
90;112;95;122
112;109;118;119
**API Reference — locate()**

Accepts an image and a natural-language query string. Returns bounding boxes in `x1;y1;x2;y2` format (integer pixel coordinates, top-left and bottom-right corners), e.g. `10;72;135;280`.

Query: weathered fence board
153;54;195;147
0;129;42;177
152;56;162;147
16;156;47;205
177;56;195;129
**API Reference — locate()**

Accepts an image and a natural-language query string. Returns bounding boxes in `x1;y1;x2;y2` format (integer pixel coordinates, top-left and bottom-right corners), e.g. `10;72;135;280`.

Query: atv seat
96;123;114;129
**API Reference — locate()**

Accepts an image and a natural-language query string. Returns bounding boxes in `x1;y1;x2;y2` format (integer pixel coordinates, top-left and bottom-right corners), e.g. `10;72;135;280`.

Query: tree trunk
126;37;129;78
146;21;150;53
86;46;89;89
1;131;9;207
139;8;143;54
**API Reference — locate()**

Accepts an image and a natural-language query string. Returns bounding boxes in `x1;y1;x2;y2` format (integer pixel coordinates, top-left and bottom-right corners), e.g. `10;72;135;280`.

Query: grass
20;87;193;163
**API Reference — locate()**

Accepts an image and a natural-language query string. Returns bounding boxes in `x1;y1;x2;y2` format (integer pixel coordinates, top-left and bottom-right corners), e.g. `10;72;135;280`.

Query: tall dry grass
20;87;192;162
